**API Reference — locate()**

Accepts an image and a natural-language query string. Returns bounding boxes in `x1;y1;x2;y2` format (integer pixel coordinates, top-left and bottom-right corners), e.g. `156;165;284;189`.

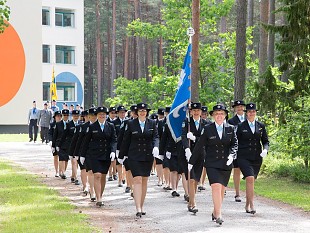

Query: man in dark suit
228;100;246;202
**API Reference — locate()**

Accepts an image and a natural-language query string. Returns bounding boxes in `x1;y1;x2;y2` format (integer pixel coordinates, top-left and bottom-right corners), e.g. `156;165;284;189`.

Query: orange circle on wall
0;22;25;107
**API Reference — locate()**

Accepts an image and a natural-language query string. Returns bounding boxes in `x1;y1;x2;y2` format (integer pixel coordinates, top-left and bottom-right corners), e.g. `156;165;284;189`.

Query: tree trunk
259;0;269;78
146;40;152;81
247;0;254;49
106;0;111;96
134;0;144;79
218;0;227;72
234;0;247;100
158;1;163;67
191;0;200;102
267;0;275;66
96;0;102;106
111;0;116;97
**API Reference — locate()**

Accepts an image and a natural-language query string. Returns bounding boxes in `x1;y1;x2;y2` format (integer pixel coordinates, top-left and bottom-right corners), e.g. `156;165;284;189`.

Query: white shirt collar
247;119;255;125
139;119;146;124
215;122;224;128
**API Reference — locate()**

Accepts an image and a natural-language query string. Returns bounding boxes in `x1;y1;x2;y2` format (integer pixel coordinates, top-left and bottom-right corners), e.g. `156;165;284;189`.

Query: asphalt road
0;142;309;233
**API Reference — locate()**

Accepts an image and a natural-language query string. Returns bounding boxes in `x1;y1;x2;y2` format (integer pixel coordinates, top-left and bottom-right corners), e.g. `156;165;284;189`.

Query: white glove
116;150;120;158
187;132;196;141
110;152;116;161
76;156;79;161
51;147;55;153
56;146;60;152
69;156;73;161
166;151;171;159
48;141;52;146
226;155;234;166
185;148;192;162
157;155;164;160
152;147;159;158
117;156;128;165
80;157;85;165
188;163;193;171
260;149;268;158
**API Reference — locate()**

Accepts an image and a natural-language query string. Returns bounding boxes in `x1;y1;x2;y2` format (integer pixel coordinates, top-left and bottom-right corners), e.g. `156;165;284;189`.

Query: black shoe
171;191;178;197
122;179;125;184
212;213;216;221
74;180;80;185
136;212;142;218
131;192;134;198
96;201;104;207
61;174;66;179
184;194;189;202
90;194;96;202
188;206;198;214
216;218;224;225
34;140;36;143
118;184;123;187
113;175;118;180
71;177;75;183
29;138;33;142
250;210;256;214
235;195;241;202
125;187;131;193
55;173;59;177
108;176;113;181
198;186;206;191
141;212;146;215
166;186;172;190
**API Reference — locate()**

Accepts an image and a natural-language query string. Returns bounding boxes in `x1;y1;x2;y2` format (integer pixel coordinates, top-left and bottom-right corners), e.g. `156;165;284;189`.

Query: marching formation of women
49;100;269;225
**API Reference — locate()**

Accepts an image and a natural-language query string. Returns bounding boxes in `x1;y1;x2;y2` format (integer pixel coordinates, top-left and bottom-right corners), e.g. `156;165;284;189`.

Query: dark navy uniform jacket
68;124;82;156
80;120;117;160
228;115;242;126
181;117;210;151
236;120;269;161
113;117;127;137
119;118;159;161
48;121;56;142
159;123;180;156
116;119;129;151
191;122;238;170
52;120;68;148
76;121;91;157
59;120;79;151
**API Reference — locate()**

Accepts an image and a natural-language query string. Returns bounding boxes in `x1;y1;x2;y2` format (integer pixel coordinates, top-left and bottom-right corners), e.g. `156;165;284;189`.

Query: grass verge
0;134;29;142
0;160;97;233
228;176;310;212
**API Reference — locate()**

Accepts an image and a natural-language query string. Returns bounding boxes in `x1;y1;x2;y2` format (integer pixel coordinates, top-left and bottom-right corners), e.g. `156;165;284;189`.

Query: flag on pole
166;44;192;142
50;67;58;101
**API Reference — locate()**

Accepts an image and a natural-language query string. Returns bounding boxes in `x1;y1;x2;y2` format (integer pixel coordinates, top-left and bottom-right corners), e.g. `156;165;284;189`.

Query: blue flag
166;44;191;142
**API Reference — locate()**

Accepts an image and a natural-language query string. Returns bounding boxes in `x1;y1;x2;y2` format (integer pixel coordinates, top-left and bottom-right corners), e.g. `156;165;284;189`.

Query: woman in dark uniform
119;103;159;218
236;103;269;214
80;107;117;207
49;110;62;177
190;104;238;225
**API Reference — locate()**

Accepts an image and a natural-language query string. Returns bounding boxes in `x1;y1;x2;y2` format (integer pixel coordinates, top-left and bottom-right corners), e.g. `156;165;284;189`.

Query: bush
260;155;310;183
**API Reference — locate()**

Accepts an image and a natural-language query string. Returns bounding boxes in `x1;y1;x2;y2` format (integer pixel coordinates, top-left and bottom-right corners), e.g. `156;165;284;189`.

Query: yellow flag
50;67;58;101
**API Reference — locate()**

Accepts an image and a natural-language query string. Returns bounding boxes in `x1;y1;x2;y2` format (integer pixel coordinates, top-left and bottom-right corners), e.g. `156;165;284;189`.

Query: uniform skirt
184;159;204;182
58;149;69;161
128;160;153;177
85;157;92;172
238;158;262;179
162;156;170;169
90;158;111;174
77;157;86;170
168;155;179;172
124;159;131;171
233;159;239;168
155;157;163;165
206;167;231;186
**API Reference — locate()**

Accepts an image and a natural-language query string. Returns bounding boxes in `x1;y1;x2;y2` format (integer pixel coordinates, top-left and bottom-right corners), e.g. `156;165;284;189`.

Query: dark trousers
29;119;38;141
40;127;49;143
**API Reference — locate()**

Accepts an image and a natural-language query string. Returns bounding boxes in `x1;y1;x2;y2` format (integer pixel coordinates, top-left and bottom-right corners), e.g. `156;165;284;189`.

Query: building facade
0;0;84;133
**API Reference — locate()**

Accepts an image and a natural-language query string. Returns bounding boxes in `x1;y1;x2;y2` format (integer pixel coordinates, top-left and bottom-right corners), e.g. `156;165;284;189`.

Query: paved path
0;142;309;233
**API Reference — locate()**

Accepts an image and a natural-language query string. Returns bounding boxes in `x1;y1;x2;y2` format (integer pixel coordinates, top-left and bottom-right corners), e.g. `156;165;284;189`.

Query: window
43;82;76;102
56;46;75;64
42;45;50;63
42;9;50;25
55;9;75;27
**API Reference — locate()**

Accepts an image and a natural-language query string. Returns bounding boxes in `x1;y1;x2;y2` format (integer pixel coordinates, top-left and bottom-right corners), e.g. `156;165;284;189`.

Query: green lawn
0;161;98;233
228;176;310;212
0;134;29;142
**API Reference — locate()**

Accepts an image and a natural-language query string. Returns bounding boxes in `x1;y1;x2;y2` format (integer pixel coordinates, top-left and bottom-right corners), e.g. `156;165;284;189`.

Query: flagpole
186;27;195;211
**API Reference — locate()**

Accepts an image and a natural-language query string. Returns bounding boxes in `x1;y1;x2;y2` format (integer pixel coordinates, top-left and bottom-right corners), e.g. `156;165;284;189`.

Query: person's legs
54;155;59;175
88;170;95;199
188;179;197;207
211;183;223;218
33;120;38;141
245;176;255;210
163;167;170;188
182;173;189;197
81;169;88;191
155;164;163;185
94;173;102;202
116;164;123;186
141;177;149;211
71;158;78;180
133;176;142;212
29;120;34;140
170;171;178;192
100;174;107;197
59;161;65;177
233;168;241;201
